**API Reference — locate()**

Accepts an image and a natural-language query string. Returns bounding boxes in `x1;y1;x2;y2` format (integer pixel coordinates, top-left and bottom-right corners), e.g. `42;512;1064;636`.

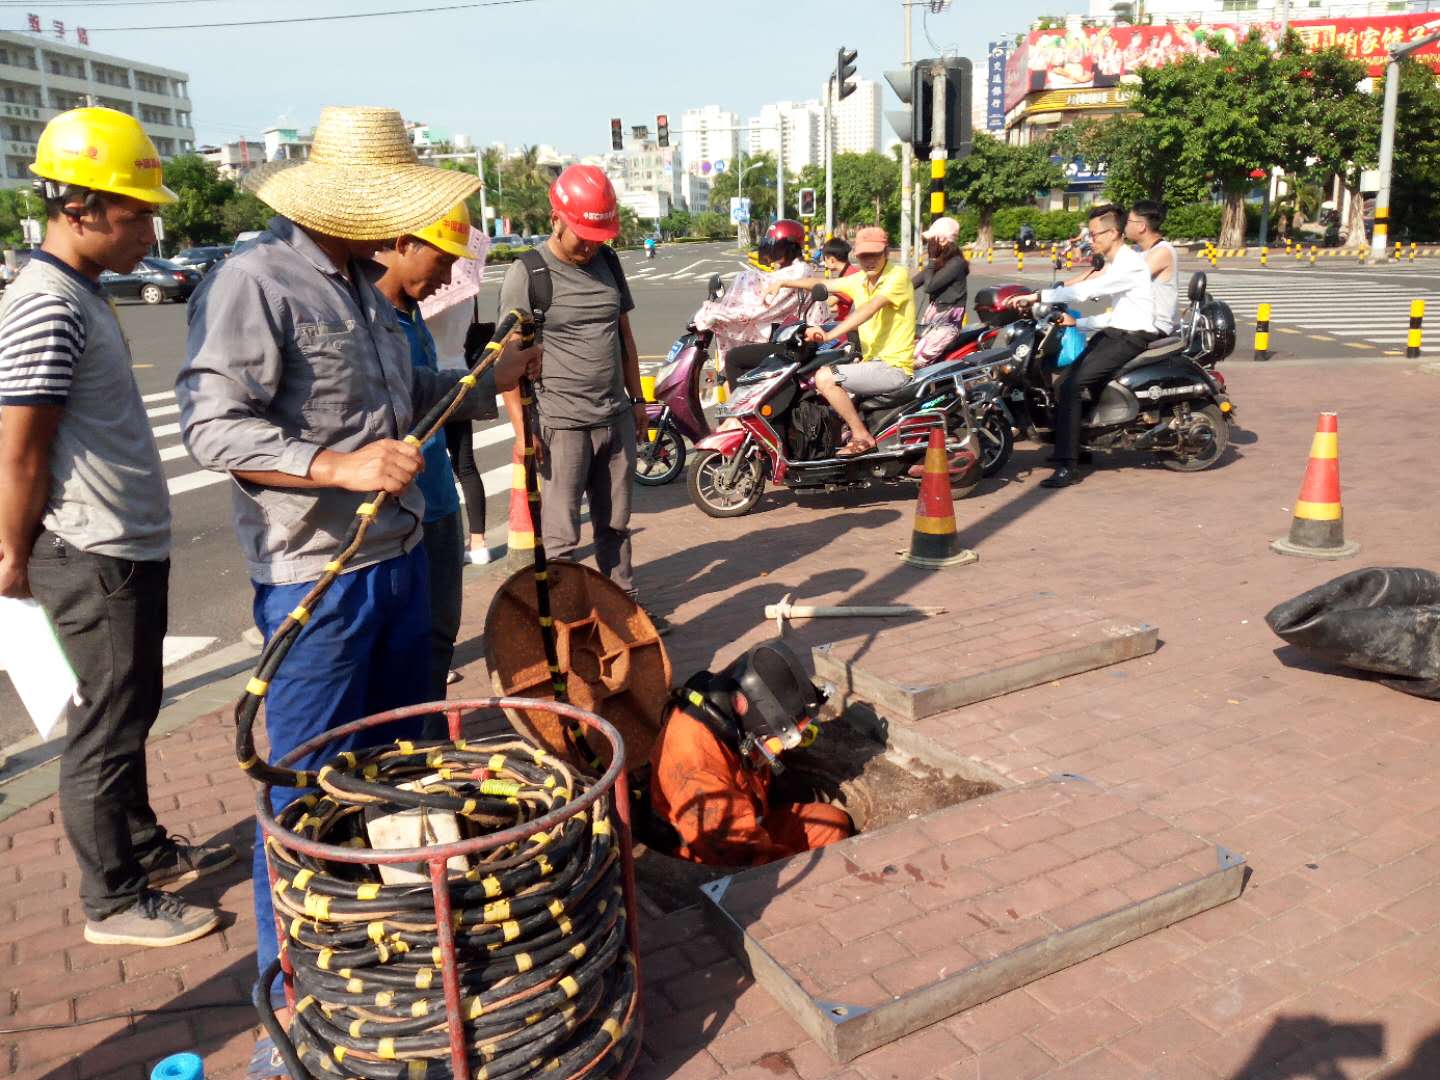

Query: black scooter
979;272;1238;473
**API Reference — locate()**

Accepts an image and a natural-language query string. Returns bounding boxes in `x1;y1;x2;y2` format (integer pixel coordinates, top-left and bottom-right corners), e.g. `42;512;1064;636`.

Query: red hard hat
549;164;619;242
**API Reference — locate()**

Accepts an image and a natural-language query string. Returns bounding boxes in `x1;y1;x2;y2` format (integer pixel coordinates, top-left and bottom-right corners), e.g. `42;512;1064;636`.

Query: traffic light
656;114;670;148
885;58;973;158
837;47;858;102
798;187;817;218
610;118;623;151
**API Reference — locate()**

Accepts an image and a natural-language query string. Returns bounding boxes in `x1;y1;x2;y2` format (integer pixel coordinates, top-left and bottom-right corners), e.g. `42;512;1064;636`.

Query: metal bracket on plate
1215;845;1246;871
813;998;871;1025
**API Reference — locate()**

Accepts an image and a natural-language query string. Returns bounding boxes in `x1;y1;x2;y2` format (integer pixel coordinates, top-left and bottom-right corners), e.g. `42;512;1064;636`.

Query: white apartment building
824;78;883;155
201;139;264;180
0;31;194;188
680;105;739;173
263;126;311;163
748;100;823;174
1086;0;1421;19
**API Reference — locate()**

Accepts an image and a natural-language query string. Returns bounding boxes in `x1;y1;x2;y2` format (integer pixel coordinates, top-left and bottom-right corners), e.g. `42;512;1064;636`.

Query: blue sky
67;0;1083;155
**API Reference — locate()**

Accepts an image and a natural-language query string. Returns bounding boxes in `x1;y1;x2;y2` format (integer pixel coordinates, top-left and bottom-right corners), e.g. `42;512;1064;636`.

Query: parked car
490;233;524;248
100;257;202;304
0;249;33;290
171;245;230;274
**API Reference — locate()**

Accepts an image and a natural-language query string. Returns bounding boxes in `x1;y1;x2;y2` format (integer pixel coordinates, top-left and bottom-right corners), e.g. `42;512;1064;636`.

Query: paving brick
970;1035;1057;1080
1185;971;1291;1033
1027;998;1138;1062
1107;1009;1216;1070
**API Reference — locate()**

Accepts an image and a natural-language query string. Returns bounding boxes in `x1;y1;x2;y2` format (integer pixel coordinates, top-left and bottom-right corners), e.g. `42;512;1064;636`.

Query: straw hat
244;106;480;241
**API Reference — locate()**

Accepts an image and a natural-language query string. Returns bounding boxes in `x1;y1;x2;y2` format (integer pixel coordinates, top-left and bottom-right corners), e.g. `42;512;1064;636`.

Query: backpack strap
517;247;552;317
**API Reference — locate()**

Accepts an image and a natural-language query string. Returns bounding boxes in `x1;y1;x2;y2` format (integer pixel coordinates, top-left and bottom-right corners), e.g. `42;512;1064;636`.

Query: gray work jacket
176;216;497;585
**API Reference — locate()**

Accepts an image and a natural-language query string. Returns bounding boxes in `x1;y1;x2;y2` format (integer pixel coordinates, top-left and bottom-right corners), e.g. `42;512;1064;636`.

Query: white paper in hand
0;597;77;739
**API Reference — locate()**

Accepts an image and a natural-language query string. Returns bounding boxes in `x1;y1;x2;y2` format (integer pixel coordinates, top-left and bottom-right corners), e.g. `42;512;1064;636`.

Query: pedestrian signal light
798;187;816;218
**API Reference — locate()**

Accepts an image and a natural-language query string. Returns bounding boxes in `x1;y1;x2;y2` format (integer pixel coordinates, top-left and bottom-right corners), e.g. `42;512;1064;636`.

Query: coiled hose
259;738;637;1078
233;312;639;1077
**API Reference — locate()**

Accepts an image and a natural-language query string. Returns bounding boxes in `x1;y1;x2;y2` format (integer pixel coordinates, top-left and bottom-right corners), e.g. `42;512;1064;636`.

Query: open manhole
633;713;999;915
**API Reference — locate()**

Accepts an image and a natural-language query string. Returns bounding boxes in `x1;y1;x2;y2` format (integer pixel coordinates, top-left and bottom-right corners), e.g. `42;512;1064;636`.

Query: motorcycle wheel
1160;404;1230;472
635;427;686;486
688;447;764;517
974;407;1015;478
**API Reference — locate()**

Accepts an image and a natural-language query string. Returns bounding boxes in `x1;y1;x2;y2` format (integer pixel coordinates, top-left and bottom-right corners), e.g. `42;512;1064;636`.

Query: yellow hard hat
412;201;474;259
30;107;177;205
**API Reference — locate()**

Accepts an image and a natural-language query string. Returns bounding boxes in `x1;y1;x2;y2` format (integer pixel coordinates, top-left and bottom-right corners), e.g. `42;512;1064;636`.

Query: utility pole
929;62;946;226
777;120;785;221
1371;22;1440;260
824;78;834;240
900;0;913;268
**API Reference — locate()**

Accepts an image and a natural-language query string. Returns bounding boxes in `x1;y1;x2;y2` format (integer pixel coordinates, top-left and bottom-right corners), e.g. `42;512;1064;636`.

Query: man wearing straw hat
175;106;537;1030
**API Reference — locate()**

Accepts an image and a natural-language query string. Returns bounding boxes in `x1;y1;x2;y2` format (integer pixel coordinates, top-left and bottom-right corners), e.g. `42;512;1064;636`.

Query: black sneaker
83;889;221;948
144;835;238;888
644;607;675;637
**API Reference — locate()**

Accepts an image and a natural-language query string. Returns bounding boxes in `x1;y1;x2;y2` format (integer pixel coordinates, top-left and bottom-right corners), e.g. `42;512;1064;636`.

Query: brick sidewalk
3;360;1439;1079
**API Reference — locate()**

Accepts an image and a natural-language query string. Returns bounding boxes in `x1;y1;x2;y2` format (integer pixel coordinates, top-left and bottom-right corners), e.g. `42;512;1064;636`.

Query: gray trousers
539;415;637;596
422;510;465;702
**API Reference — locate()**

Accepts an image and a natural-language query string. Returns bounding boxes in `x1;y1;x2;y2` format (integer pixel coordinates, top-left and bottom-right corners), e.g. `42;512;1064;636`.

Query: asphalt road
3;240;1438;752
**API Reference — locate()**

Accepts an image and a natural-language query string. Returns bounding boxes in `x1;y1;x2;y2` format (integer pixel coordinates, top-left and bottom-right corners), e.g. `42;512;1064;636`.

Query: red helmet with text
549;164;620;242
758;218;805;266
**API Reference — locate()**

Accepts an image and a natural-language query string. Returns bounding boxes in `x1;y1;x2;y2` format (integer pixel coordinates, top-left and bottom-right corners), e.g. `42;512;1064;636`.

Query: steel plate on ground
485;559;670;771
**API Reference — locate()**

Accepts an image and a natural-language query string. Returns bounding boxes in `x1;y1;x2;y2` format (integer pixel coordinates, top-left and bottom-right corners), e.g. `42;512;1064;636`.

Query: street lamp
1370;19;1440;259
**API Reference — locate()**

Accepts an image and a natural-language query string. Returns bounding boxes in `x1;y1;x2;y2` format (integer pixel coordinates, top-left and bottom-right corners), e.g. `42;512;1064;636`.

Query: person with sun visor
648;639;854;867
0;107;238;951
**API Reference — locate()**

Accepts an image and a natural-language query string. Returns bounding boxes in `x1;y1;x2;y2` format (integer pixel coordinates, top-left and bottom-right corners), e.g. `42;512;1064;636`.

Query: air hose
258;737;636;1079
231;311;640;1077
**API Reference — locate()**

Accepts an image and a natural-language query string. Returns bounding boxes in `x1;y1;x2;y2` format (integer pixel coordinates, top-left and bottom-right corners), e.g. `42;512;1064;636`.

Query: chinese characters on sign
77;27;88;46
26;14;39;33
986;41;1008;132
1004;13;1440;113
51;19;63;40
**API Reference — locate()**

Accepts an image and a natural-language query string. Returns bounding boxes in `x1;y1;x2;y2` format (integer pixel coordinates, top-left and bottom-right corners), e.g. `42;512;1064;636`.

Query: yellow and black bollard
1018;249;1025;273
1410;242;1418;263
1254;303;1272;362
1309;245;1317;266
1260;247;1269;268
1395;240;1402;262
986;246;993;264
1408;300;1425;359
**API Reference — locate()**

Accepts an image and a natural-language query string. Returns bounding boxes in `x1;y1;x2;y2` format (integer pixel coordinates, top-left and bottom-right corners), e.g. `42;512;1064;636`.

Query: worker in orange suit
648;639;854;867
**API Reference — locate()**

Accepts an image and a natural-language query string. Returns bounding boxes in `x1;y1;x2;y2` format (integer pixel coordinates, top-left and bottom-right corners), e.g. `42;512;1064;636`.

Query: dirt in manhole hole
633;718;998;914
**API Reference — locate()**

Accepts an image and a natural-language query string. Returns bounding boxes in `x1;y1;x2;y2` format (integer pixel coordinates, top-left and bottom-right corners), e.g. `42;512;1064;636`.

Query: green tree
1287;47;1377;246
692;211;732;239
943;133;1064;247
795;151;901;236
1391;57;1440;242
1132;33;1310;247
616;205;645;247
658;208;691;238
709;151;780;229
0;189;39;249
160;154;241;248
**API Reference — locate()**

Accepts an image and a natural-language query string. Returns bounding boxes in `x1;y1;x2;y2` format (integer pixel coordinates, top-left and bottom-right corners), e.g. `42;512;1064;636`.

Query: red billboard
1004;13;1440;113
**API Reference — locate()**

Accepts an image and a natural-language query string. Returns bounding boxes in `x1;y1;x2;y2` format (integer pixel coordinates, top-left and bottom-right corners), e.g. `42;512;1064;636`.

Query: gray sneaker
144;835;238;888
83;889;221;948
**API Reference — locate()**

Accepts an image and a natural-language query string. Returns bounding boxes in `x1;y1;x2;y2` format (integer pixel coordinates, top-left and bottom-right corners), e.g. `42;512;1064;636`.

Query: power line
84;0;546;32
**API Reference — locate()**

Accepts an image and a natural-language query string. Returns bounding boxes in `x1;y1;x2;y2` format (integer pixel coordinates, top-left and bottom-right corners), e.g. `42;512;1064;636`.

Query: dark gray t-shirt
498;243;635;429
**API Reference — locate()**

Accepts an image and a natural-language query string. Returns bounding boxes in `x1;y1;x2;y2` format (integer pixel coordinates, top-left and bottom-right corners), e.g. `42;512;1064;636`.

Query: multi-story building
748;100;823;174
680;105;739;174
830;78;883;155
201;139;265;180
0;31;193;188
263;125;311;163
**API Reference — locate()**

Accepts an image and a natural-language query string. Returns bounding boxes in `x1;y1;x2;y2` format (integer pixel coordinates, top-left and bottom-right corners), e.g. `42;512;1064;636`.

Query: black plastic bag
1265;567;1440;700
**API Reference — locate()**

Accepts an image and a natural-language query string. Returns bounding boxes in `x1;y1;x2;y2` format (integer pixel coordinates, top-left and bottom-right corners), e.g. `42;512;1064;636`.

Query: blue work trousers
249;546;431;994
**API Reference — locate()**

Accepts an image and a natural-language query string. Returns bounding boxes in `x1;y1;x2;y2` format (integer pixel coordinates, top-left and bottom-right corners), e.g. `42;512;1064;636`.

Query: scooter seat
858;382;921;410
1118;335;1184;373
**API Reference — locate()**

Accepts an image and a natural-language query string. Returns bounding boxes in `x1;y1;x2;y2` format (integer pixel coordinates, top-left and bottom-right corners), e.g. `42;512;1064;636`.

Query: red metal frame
255;696;643;1079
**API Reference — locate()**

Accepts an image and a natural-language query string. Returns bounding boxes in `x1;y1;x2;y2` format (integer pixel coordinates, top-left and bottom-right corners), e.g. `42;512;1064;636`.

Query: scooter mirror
809;283;830;302
707;273;723;299
1188;271;1207;303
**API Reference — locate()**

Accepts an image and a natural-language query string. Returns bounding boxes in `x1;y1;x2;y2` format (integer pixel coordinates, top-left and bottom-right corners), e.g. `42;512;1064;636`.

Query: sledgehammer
765;592;947;635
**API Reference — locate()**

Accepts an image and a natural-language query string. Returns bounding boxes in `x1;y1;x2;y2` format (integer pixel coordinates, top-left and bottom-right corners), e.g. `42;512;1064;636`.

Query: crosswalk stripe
146;402;180;419
167;470;227;496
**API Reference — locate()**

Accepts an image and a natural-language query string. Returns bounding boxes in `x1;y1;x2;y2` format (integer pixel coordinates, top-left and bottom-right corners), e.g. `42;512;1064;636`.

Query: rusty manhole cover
485;560;670;771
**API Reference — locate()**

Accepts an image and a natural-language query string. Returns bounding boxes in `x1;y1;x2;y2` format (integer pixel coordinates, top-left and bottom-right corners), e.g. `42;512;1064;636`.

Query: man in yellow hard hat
368;202;479;705
0;108;234;949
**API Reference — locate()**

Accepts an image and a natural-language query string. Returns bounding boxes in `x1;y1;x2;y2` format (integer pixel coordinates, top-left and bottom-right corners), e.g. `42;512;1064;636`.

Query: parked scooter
685;284;999;518
973;272;1237;472
636;274;726;486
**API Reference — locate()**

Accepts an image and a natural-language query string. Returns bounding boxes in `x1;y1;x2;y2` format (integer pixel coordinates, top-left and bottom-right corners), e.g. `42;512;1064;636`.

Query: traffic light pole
824;78;834;242
929;64;946;225
899;0;913;268
1370;24;1440;260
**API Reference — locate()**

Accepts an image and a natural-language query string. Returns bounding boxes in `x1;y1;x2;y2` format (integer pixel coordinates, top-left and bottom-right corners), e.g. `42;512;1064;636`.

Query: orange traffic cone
1270;412;1360;560
903;428;978;569
504;440;537;570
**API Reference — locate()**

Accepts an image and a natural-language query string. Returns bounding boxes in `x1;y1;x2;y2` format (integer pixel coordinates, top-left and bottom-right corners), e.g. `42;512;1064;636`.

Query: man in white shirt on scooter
1008;204;1158;489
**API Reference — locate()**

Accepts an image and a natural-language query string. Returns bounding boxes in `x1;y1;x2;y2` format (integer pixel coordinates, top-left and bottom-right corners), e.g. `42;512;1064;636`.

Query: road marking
673;260;710;277
1346;343;1373;350
162;636;217;667
142;390;174;403
159;444;189;462
146;402;180;419
133;363;154;369
152;421;181;438
167;470;227;496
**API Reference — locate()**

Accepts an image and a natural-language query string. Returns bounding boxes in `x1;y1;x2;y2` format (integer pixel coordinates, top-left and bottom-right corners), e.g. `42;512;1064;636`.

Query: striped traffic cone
1270;412;1360;560
505;440;536;570
903;428;978;569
